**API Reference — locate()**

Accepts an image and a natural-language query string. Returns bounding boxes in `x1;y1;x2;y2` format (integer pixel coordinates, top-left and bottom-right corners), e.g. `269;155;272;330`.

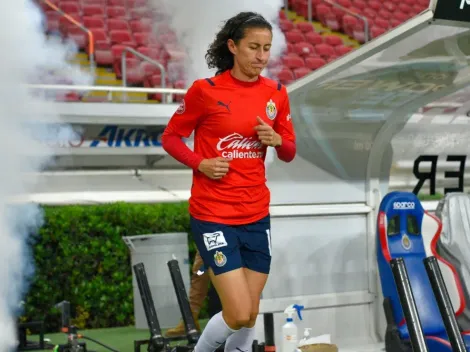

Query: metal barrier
121;47;167;102
26;84;185;103
324;0;370;42
43;0;96;76
302;0;370;42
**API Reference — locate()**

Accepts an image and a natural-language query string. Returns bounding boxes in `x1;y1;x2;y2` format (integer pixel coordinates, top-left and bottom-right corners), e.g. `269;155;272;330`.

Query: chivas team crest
214;250;227;267
266;99;277;120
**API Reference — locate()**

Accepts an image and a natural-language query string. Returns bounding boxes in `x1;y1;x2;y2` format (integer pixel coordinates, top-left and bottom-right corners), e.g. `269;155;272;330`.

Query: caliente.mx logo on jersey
217;133;264;159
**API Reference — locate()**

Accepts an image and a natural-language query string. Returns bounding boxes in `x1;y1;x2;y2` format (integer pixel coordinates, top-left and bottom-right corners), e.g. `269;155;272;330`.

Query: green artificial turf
30;320;208;352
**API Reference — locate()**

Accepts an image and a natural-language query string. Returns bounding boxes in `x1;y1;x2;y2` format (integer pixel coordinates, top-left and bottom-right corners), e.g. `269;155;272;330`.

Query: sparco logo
393;202;416;210
461;0;470;9
217;133;264;159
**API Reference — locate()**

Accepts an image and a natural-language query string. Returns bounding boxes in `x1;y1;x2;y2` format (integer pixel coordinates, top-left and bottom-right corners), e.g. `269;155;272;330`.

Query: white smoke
0;1;92;350
149;0;286;84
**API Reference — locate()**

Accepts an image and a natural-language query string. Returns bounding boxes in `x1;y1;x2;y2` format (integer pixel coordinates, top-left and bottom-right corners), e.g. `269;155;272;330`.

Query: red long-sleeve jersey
162;70;296;225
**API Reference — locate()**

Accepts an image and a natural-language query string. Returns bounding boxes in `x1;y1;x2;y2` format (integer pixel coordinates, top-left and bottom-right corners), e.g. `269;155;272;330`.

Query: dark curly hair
205;12;273;76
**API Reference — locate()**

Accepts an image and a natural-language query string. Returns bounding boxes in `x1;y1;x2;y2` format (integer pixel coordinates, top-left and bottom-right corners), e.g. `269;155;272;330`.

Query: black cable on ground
79;335;120;352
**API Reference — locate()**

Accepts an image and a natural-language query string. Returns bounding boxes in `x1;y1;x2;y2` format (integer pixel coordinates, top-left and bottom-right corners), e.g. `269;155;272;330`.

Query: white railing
301;0;370;42
122;48;166;89
323;0;370;42
26;84;186;102
121;47;168;102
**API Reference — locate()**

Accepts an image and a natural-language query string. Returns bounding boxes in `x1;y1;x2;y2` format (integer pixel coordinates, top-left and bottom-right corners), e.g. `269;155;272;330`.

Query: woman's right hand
198;157;232;180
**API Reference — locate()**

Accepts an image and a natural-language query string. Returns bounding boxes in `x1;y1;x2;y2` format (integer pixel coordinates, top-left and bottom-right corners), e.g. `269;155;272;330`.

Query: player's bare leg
224;269;269;352
193;268;253;352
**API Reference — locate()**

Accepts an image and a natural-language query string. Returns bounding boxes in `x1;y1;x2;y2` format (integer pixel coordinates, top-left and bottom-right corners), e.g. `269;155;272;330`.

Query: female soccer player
161;11;296;352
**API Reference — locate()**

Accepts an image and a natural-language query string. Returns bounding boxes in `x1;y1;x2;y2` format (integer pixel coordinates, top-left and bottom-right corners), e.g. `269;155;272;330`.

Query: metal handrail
323;0;370;42
305;0;370;42
121;47;167;102
43;0;96;75
26;84;186;94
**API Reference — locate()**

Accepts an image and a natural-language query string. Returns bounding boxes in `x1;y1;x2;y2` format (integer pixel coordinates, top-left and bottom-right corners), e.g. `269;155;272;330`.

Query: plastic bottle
281;304;304;352
298;328;312;347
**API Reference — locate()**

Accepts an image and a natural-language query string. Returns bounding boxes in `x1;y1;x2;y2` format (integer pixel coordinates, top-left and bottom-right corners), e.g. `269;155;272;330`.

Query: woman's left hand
254;117;282;147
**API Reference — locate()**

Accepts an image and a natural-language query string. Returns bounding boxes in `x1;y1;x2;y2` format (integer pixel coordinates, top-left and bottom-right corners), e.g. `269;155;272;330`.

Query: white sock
224;326;255;352
194;312;237;352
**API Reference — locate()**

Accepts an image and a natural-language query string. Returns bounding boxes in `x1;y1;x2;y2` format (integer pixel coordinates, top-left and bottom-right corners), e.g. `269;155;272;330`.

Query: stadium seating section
39;0;430;102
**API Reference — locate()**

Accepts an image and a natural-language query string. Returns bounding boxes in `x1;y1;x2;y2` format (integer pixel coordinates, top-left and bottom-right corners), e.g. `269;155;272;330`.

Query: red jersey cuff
161;133;204;171
275;139;296;162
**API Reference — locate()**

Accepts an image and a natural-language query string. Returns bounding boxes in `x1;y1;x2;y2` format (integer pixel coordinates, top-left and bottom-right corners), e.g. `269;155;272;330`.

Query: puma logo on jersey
217;100;231;112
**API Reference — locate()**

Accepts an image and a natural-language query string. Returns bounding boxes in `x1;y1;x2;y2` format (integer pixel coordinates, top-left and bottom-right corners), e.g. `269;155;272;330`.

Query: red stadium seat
59;13;81;34
95;49;114;66
324;12;341;31
279;19;294;32
136;46;161;60
130;7;151;20
393;11;409;22
398;3;412;13
83;16;105;30
111;44;135;60
342;15;358;37
140;61;161;77
337;0;352;7
89;29;111;51
67;27;88;49
56;91;81;102
296;22;314;33
82;4;104;17
128;0;147;7
146;74;172;101
352;0;366;9
390;18;402;28
335;45;353;56
353;24;367;43
293;67;312;79
323;35;343;46
281;53;305;69
363;8;376;20
107;0;126;6
384;2;397;12
286;43;295;54
59;1;80;13
134;32;161;48
368;0;381;11
374;18;390;30
285;29;305;43
305;56;326;70
109;30;136;47
377;9;391;20
315;43;335;59
293;42;315;57
130;20;152;33
107;19;129;31
121;58;144;84
305;32;323;45
370;26;387;39
315;4;330;23
276;67;295;85
107;6;127;18
82;0;105;4
134;33;148;47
